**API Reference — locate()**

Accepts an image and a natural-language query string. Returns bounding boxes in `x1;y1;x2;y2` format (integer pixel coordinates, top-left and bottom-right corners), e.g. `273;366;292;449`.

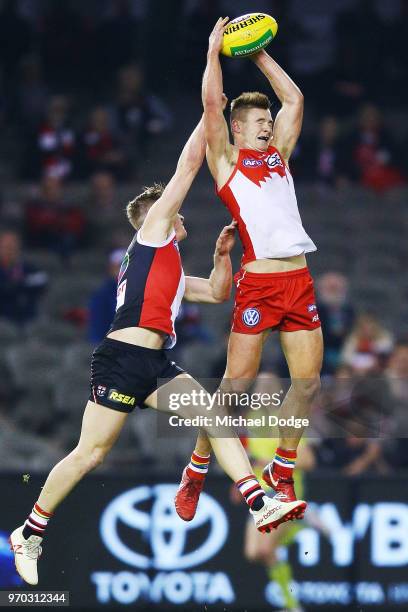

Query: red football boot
174;467;205;521
262;462;306;518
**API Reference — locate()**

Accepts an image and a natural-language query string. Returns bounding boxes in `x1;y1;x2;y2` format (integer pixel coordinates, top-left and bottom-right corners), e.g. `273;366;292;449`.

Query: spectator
0;411;62;472
88;249;125;344
179;1;220;89
386;341;408;401
0;0;32;84
40;4;86;88
0;68;7;128
345;103;406;192
94;0;140;83
0;229;48;326
109;64;172;165
316;272;355;374
331;1;386;113
386;0;408;106
176;303;213;346
316;361;391;437
79;106;128;178
300;116;347;187
317;431;383;476
384;342;408;469
171;302;213;363
24;95;76;180
340;313;394;373
16;55;49;128
89;171;118;221
24;176;87;258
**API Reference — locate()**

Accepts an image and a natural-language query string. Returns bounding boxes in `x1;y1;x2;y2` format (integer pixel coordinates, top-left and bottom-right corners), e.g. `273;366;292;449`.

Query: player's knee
72;445;108;473
305;375;321;399
89;446;108;469
294;375;321;401
223;370;257;389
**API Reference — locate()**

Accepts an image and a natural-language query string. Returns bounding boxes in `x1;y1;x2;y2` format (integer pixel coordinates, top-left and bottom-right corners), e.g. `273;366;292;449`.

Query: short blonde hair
230;91;271;123
126;182;165;229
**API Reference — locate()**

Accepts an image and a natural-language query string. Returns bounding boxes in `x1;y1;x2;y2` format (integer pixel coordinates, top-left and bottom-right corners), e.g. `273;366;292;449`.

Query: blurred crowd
1;219;407;477
0;0;407;187
0;0;408;476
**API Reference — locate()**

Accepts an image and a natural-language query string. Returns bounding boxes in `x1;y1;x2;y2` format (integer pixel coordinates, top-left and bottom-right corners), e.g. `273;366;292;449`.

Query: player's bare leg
146;371;261;482
10;401;128;585
148;372;305;531
263;327;323;504
37;402;128;510
192;330;268;451
175;331;272;520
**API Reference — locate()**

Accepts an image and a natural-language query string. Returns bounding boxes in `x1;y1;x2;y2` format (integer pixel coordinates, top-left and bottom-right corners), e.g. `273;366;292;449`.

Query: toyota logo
242;307;261;327
100;485;228;570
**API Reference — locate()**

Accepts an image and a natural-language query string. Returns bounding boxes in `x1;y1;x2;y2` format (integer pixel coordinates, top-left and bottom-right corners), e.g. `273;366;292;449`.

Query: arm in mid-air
140;117;206;243
184;222;236;303
202;17;234;186
251;50;304;163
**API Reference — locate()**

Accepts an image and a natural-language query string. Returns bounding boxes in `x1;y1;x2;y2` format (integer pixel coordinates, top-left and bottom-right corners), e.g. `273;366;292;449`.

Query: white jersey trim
164;269;186;349
136;229;176;248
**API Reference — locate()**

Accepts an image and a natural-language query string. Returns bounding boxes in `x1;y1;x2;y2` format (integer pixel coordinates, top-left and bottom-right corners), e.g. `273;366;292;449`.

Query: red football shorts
231;267;321;334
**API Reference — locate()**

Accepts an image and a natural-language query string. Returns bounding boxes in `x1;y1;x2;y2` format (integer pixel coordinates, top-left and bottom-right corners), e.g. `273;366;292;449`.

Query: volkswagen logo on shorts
100;484;228;570
242;307;261;327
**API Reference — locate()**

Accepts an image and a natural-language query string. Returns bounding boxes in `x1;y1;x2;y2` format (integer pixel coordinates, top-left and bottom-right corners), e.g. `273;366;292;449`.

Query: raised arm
184;222;236;303
251;50;304;163
202;17;234;185
140;117;206;243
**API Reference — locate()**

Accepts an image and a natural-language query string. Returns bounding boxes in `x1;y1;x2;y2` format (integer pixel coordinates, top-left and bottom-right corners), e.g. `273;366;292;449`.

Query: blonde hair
126;182;165;229
230;91;271;123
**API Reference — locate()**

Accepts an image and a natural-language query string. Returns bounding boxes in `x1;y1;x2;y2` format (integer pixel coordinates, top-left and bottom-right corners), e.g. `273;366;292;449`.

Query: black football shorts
89;337;184;412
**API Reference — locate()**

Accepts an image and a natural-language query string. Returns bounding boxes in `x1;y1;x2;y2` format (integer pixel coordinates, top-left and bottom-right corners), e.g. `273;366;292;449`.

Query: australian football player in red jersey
175;18;323;521
10;108;306;586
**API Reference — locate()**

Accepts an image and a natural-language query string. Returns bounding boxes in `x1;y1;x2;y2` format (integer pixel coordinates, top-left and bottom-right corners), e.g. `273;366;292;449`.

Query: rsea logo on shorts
108;389;136;406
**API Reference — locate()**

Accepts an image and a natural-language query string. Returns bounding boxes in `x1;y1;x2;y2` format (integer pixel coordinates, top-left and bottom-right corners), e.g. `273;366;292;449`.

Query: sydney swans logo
100;485;228;570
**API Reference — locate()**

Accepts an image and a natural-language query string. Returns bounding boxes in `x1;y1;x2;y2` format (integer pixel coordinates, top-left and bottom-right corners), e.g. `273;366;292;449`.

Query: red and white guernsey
217;145;316;264
109;230;185;348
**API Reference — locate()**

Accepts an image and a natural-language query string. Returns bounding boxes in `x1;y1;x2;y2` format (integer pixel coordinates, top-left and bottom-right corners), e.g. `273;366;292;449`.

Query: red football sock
273;447;297;480
186;451;210;481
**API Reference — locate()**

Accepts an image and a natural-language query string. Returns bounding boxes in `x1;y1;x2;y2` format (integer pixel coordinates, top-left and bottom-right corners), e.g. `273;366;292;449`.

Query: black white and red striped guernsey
109;230;185;348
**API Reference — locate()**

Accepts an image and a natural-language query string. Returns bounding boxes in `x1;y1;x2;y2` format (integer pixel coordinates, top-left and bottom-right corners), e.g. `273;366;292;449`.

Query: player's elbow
212;288;231;303
204;95;219;107
288;91;304;107
203;98;222;122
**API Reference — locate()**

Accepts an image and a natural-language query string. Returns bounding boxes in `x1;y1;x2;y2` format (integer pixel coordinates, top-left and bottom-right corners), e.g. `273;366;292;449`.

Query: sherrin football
221;13;278;58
